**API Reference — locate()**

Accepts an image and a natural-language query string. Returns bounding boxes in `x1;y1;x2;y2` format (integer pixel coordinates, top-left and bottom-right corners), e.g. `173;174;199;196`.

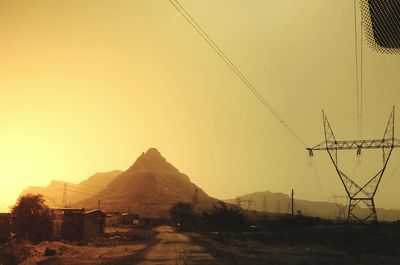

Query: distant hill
75;148;218;217
225;191;400;222
19;170;122;208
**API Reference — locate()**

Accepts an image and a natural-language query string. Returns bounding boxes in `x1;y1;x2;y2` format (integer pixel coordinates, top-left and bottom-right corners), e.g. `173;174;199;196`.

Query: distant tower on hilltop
62;182;67;208
262;195;267;212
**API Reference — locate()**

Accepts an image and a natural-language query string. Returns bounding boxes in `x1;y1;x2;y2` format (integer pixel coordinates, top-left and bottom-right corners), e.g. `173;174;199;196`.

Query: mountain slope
76;148;217;217
19;170;122;207
225;191;400;221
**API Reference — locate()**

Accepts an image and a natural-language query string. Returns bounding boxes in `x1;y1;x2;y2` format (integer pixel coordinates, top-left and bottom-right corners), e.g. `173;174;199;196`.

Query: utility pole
291;189;294;216
98;200;101;210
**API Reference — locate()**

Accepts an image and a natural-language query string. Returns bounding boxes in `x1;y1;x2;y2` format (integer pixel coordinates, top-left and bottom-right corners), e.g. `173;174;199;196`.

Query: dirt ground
136;226;220;265
18;226;221;265
5;225;400;265
188;226;400;265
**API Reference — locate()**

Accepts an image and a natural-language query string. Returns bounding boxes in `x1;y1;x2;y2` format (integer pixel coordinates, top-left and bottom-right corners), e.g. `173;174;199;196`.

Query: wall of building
105;214;120;226
83;210;105;240
50;209;105;241
51;210;63;241
121;213;140;225
61;209;85;241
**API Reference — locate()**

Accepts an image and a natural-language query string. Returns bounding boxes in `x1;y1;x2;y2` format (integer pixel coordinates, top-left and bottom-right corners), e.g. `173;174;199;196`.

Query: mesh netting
360;0;400;54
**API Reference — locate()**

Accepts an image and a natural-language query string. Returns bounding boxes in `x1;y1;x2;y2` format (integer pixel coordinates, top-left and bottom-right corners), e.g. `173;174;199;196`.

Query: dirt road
24;226;221;265
137;226;221;265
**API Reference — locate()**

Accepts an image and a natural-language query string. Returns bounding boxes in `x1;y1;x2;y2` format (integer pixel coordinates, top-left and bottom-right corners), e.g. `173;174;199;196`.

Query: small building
105;212;121;226
52;208;105;241
83;210;105;240
0;213;11;225
121;212;140;225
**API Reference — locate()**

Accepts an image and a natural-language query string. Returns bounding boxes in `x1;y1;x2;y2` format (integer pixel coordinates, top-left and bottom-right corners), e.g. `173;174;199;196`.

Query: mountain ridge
74;148;218;217
19;170;123;207
225;190;400;221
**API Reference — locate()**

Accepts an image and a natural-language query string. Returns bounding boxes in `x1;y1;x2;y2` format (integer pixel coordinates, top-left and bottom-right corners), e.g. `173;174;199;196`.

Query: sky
1;0;400;212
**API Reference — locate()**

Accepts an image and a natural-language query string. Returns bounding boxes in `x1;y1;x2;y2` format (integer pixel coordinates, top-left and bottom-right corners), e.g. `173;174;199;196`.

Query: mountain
225;191;400;222
75;148;218;217
19;170;122;208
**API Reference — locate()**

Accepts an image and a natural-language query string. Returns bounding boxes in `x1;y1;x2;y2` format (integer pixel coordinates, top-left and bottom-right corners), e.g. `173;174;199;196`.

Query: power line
381;160;400;188
78;182;111;191
354;0;364;140
310;159;326;201
354;0;360;140
44;183;115;202
168;0;307;148
50;181;106;193
46;187;95;198
50;182;115;197
360;7;363;140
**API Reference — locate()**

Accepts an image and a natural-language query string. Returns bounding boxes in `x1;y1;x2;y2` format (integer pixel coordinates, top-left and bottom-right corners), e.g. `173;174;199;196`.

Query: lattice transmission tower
307;107;400;223
62;182;67;208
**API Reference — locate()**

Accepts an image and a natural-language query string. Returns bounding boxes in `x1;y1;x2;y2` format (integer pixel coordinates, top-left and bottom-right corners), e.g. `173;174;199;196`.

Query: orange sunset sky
1;0;400;212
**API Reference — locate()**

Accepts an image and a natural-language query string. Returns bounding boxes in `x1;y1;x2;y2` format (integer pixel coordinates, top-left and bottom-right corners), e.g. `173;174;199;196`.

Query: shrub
11;194;53;242
169;202;197;231
202;201;246;232
0;214;11;244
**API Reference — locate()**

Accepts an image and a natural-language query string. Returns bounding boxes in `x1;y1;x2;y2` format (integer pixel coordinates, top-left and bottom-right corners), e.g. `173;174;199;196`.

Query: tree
169;202;196;231
11;194;53;242
202;201;246;232
0;214;11;243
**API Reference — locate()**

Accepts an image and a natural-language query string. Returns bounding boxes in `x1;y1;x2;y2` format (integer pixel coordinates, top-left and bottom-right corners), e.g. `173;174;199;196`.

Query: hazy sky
1;0;400;212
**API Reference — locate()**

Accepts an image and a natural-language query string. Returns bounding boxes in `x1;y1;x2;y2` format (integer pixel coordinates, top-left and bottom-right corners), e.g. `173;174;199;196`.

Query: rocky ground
4;226;220;265
2;224;400;265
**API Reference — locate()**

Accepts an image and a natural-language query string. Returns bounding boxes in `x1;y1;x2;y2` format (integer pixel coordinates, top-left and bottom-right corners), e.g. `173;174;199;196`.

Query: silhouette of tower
235;197;241;208
291;189;294;216
262;195;267;212
307;107;400;222
62;182;67;208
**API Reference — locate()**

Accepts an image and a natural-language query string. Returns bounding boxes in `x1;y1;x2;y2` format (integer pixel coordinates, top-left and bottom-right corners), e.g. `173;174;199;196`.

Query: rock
44;247;56;256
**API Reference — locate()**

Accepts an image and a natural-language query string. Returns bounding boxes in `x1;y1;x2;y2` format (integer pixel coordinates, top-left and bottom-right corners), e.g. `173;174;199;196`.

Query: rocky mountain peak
145;147;162;157
76;148;217;217
128;148;170;172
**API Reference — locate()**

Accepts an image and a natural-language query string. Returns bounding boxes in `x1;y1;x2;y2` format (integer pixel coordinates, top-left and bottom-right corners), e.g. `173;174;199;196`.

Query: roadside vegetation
170;201;246;234
169;200;400;264
0;194;53;264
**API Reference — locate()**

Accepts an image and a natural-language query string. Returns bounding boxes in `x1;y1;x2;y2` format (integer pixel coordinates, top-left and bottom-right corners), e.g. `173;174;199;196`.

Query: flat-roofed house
51;208;105;241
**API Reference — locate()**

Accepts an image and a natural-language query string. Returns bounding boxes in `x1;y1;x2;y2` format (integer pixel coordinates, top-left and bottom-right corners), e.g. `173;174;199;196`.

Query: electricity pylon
236;197;253;210
307;107;400;223
262;195;267;212
62;182;67;208
331;194;348;221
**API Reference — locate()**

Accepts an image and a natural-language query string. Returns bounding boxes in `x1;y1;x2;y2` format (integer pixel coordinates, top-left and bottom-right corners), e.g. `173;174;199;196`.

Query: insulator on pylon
356;146;362;156
356;147;362;165
307;148;314;157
